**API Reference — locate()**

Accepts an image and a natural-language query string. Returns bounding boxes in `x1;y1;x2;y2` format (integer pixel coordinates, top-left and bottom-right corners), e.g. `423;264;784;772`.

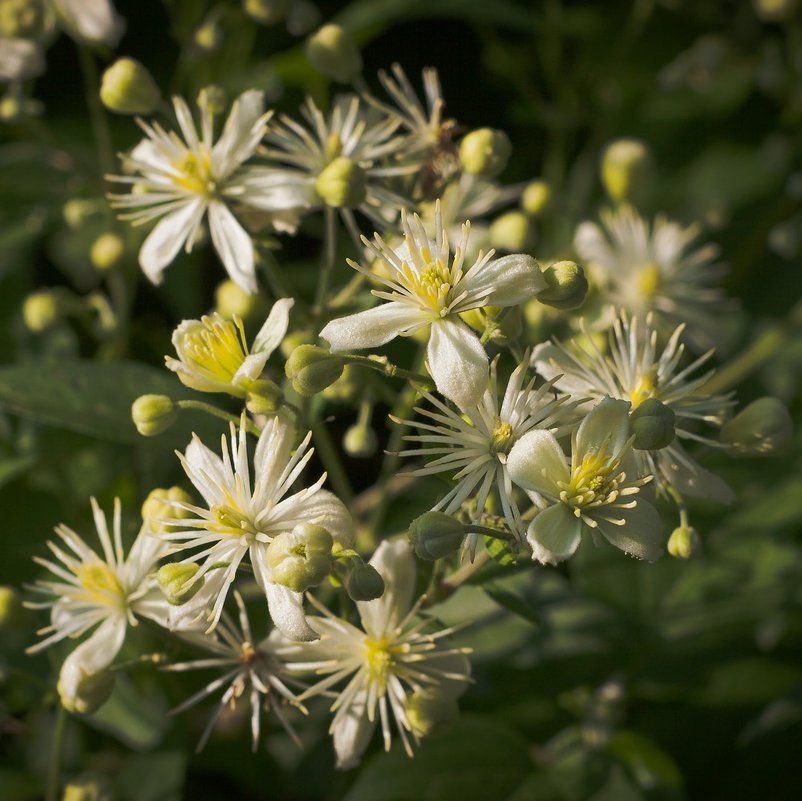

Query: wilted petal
427;318;488;411
507;429;569;496
264;581;319;642
526;503;583;565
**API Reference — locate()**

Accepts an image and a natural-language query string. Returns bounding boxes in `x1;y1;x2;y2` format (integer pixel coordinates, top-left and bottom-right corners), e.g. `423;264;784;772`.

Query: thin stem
465;524;514;541
78;47;115;181
176;400;261;436
46;705;67;801
314;206;339;319
310;418;354;505
343;353;432;384
440;550;491;595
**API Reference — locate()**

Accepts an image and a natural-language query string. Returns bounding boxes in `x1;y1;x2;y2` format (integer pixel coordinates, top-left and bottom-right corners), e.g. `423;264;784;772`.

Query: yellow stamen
171;150;215;195
75;562;124;606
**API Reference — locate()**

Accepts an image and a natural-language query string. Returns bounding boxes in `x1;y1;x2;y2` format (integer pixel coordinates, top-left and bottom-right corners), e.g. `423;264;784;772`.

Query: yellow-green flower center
490;419;515;455
401;246;455;314
179;314;250;387
209;503;261;543
171;150;216;196
629;368;658;409
363;635;396;692
558;446;624;510
637;262;661;300
76;562;125;606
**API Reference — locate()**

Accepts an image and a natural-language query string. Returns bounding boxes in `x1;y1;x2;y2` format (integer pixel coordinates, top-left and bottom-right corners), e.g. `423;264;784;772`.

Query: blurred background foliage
1;0;802;799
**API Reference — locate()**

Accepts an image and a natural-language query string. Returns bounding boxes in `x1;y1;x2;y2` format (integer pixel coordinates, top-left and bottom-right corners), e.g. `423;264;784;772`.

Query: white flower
165;591;306;752
26;498;168;705
507;398;664;565
110;90;272;293
0;38;45;82
533;314;735;503
320;204;545;410
165;298;293;396
398;355;576;540
161;415;354;641
574;206;733;351
54;0;125;47
275;539;471;769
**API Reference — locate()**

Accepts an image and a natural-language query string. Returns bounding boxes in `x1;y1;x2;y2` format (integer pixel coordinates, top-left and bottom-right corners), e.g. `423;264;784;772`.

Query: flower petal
507;428;569;496
595;499;664;562
464;254;545;308
358;539;415;639
139;198;206;284
332;690;375;770
264;581;319;642
252;298;295;356
575;397;632;456
281;489;355;548
320;302;425;352
208;201;257;294
526;503;583;565
427;318;488;411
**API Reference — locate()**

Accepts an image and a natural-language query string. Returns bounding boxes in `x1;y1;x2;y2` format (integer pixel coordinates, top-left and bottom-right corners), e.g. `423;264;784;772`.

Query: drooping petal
507;429;569;496
526;503;583;565
357;539;416;639
427;319;488;411
463;254;545;308
575;398;632;456
594;499;664;562
320;303;427;352
208;201;257;294
139;198;206;284
251;298;295;356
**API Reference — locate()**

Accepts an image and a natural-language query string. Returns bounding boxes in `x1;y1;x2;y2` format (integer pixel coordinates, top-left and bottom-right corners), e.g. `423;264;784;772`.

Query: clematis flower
275;539;471;769
320;204;545;410
26;499;168;709
109;90;273;293
54;0;125;47
160;415;354;641
507;398;664;565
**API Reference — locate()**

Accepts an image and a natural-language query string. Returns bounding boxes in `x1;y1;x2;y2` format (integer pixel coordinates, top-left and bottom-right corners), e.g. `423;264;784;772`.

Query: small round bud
99;58;161;116
63;199;101;229
194;19;223;52
62;773;114;801
131;394;177;437
489;211;534;252
305;24;362;83
243;0;288;24
0;585;24;629
344;562;385;601
266;524;333;592
405;690;459;738
90;232;124;271
601;138;654;205
197;85;227;116
142;486;194;533
459;128;512;178
753;0;798;22
23;290;62;332
521;180;552;217
0;93;23;122
408;511;465;561
537;261;589;310
630;398;676;450
667;525;699;559
59;668;115;715
315;156;367;208
246;379;283;416
720;397;793;456
343;423;378;458
157;563;203;605
285;344;344;396
215;278;267;322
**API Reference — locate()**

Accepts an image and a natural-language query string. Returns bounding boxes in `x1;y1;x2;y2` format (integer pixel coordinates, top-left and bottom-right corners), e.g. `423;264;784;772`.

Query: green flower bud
0;585;24;629
305;24;362;83
720;397;793;456
630;398;676;450
157;563;203;604
344;562;385;601
266;523;333;592
90;232;125;271
521;179;552;217
243;0;288;25
131;394;177;437
0;93;23;122
753;0;798;22
62;773;114;801
59;669;115;715
142;486;194;533
601;138;654;205
405;690;459;738
315;156;367;208
215;278;267;322
63;198;101;229
489;211;534;252
667;525;699;559
285;344;344;396
459;128;512;178
194;19;223;52
246;379;284;416
22;290;63;332
99;58;161;116
197;84;227;116
343;422;378;458
537;260;589;310
408;511;466;561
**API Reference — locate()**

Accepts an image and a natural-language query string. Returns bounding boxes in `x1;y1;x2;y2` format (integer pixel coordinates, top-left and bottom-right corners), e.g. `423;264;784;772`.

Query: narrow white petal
427;319;488;411
332;691;375;770
252;298;295;356
208;201;257;294
138;199;206;284
321;303;426;352
358;539;415;639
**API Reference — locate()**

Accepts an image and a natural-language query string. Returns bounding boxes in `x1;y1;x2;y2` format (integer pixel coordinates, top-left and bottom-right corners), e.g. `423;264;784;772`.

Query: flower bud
630;398;676;450
90;232;125;271
408;511;465;561
489;211;534;252
99;58;161;116
285;344;344;396
197;84;227;115
245;379;283;416
343;422;378;458
321;363;360;403
0;92;23;122
459;128;511;178
405;690;459;738
521;180;552;217
305;23;362;83
157;563;203;604
315;156;367;208
0;585;24;629
0;0;47;39
215;278;267;322
62;773;114;801
667;525;699;559
141;486;194;533
131;394;177;437
601;138;654;204
720;397;792;456
266;523;333;592
22;290;63;332
194;19;223;52
537;260;589;310
243;0;288;25
63;199;101;229
59;668;115;715
753;0;798;22
344;562;385;601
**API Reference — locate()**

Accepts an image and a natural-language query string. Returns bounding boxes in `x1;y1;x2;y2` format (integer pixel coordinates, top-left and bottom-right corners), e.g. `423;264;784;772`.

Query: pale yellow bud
157;563;203;605
243;0;288;25
0;0;47;39
285;344;344;396
601;138;654;204
266;523;333;592
23;290;63;332
521;179;552;216
343;422;378;458
131;394;176;437
459;128;511;178
141;486;193;533
197;85;227;115
306;24;362;83
215;279;265;321
62;773;114;801
194;20;223;52
537;260;589;310
59;669;115;715
489;211;534;252
753;0;798;22
667;526;699;559
315;156;367;208
100;58;161;115
90;232;125;271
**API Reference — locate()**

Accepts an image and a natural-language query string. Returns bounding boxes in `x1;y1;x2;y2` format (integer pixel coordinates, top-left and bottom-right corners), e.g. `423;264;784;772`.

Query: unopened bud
0;93;23;122
285;344;344;396
537;261;589;310
459;128;511;178
131;394;176;437
521;180;552;216
306;23;362;83
23;290;63;332
246;379;283;416
243;0;288;24
315;156;367;208
63;199;101;229
667;525;699;559
266;523;333;592
321;363;360;403
343;423;378;458
157;563;203;604
408;511;465;561
194;19;223;52
405;690;459;738
344;562;385;601
630;398;676;450
489;211;534;252
197;84;227;115
90;232;124;271
62;773;114;801
0;585;24;628
215;278;266;322
720;397;792;456
100;58;161;115
601;138;654;204
142;486;194;533
59;668;115;715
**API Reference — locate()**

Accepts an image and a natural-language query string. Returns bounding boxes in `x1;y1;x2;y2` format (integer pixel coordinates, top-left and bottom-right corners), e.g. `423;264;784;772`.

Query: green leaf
607;731;683;792
116;751;187;801
484;582;543;627
0;454;36;489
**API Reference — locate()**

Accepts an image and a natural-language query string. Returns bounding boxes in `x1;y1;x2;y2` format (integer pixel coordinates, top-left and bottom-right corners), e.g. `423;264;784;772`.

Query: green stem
310;418;354;505
343;353;432;384
46;705;66;801
78;47;115;181
314;206;339;319
176;400;261;436
466;524;514;541
666;484;689;530
440;550;491;595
